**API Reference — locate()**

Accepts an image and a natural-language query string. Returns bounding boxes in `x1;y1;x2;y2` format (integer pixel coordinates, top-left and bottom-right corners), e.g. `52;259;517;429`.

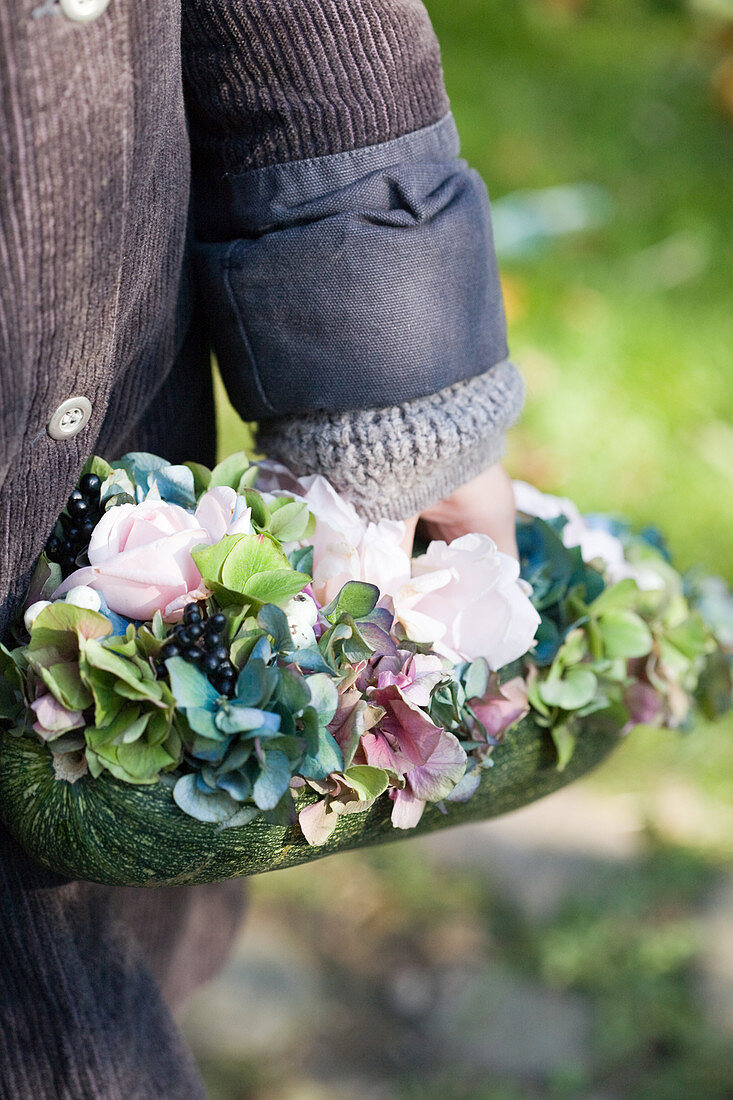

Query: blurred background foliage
196;0;733;1095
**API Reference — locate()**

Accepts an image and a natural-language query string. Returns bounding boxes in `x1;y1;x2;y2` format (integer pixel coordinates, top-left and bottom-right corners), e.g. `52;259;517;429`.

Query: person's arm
182;0;522;545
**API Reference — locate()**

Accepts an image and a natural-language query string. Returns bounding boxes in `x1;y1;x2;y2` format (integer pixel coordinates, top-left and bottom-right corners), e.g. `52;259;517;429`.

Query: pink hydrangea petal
299;799;340;846
404;728;467;802
31;693;85;735
361;730;404;773
390;787;426;829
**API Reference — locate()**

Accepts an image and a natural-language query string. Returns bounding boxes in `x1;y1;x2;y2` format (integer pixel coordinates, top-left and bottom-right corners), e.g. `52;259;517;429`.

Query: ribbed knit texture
258;359;524;521
182;0;449;173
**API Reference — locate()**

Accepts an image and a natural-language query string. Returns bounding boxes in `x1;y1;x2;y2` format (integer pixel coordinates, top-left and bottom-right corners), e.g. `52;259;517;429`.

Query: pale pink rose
31;693;85;740
53;488;251;622
293;475;410;605
394;534;541;668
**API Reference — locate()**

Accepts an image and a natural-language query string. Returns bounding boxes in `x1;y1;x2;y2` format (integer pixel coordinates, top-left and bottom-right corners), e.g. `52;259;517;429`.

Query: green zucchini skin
0;721;618;887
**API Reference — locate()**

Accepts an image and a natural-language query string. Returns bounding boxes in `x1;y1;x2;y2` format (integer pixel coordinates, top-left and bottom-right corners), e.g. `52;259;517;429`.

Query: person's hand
400;462;519;560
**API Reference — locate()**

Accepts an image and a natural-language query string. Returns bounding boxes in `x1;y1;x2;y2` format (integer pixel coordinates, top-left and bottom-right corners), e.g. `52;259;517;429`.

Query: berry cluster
159;605;237;696
45;473;104;578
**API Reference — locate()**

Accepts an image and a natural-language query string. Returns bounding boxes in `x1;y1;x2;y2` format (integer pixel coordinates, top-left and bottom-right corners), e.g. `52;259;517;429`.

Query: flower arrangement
0;452;729;886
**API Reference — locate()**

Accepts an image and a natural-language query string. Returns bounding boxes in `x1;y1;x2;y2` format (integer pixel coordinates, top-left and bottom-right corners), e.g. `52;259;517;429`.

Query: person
0;1;523;1094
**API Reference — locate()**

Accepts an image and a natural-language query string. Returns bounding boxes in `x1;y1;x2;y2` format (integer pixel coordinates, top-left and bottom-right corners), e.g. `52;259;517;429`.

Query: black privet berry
79;473;102;497
183;646;204;663
203;654;220;674
213;645;230;663
183;603;202;625
208;613;227;632
67;495;89;519
176;628;192;647
205;632;223;650
160;642;180;660
46;535;60;558
186;622;203;640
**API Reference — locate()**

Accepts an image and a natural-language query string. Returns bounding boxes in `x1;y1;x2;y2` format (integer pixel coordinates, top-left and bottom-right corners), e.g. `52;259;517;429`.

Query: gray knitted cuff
256;359;524;522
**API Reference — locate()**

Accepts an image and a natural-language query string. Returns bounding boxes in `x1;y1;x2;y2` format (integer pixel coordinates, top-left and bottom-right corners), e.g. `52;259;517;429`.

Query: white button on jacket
59;0;111;24
47;397;93;440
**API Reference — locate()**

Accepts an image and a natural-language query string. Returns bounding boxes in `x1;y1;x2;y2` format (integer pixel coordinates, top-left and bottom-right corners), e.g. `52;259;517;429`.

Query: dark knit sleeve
182;0;522;516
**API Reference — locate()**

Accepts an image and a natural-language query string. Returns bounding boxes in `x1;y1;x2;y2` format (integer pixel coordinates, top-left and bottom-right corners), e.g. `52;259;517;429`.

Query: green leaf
78;660;125;727
539;668;598;710
253;749;293;810
598;610;653;659
40;661;92;712
210;452;251;490
220;534;290;593
85;718;178;784
166;656;220;709
589;578;640;616
80;455;114;483
665;613;710;661
268;501;312;542
81;639;163;703
192;535;245;587
23;554;63;608
29;602;113;653
322;581;380;624
242;488;270;529
551;722;577;771
243;570;310;607
343;765;389;801
184;461;212;494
